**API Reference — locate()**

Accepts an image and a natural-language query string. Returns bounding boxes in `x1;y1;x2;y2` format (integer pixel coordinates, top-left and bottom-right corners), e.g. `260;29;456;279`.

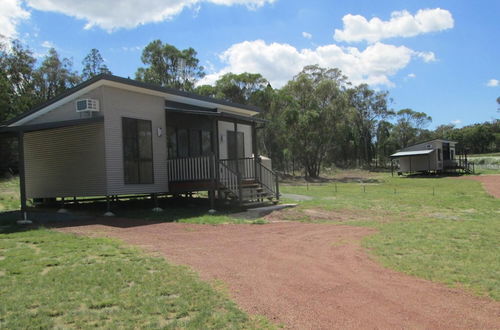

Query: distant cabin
0;75;279;214
390;139;473;175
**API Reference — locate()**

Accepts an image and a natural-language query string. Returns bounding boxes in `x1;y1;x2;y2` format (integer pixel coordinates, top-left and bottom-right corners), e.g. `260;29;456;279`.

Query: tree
81;48;111;80
33;48;80;102
497;96;500;111
135;40;204;91
346;84;392;166
213;72;269;104
281;65;348;178
0;40;38;123
393;109;432;148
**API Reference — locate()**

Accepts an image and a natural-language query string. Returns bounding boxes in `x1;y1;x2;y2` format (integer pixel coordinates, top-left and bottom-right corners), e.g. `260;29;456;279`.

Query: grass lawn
0;228;273;329
0;177;20;212
280;171;500;300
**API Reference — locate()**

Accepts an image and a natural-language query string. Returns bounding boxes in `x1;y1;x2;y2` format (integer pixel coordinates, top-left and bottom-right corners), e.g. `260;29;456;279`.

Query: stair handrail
218;160;241;199
255;157;280;201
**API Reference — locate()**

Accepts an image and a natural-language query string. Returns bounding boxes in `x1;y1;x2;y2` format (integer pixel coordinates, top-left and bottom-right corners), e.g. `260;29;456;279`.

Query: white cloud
199;40;432;88
486;79;499;87
451;119;461;125
41;40;54;48
334;8;454;43
407;73;416;79
302;31;312;39
25;0;276;31
0;0;30;40
415;51;436;62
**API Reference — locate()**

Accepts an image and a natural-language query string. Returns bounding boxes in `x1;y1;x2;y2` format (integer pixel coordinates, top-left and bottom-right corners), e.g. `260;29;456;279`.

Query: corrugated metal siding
24;122;107;198
102;86;168;195
25;87;104;125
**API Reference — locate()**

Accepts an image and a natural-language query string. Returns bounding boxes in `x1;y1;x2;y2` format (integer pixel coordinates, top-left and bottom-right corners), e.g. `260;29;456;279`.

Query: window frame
167;126;213;159
122;117;154;185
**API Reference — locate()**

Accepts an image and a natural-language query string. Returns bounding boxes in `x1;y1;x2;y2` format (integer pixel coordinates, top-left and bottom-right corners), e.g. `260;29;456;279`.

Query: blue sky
1;0;499;128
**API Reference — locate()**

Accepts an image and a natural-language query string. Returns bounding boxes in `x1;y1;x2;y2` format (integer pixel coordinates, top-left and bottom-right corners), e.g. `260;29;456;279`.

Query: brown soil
55;220;500;329
460;174;500;198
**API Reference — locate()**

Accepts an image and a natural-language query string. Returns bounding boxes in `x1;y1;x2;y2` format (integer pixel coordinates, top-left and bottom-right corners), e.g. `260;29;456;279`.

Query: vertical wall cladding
399;154;437;172
102;86;168;195
24;122;107;198
25;87;105;125
218;120;253;159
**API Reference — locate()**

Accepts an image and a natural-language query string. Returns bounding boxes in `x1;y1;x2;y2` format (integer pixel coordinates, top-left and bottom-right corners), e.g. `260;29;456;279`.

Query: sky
1;0;499;129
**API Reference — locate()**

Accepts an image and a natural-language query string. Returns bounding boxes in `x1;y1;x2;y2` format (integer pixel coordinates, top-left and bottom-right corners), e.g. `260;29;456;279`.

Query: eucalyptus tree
135;40;204;91
346;84;392;166
0;39;37;122
281;65;348;178
81;48;111;80
393;108;432;148
33;48;80;103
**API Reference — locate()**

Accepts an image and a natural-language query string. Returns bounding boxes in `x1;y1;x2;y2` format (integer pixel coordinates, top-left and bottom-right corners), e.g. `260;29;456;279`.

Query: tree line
1;39;499;177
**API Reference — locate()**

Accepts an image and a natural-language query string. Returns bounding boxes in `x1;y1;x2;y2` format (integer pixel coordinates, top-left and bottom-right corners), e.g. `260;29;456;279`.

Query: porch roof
390;149;434;158
165;108;267;124
0;117;103;135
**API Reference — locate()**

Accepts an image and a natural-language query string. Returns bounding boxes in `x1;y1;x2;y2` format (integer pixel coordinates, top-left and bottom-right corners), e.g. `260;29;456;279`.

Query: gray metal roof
1;74;262;127
390;149;434;157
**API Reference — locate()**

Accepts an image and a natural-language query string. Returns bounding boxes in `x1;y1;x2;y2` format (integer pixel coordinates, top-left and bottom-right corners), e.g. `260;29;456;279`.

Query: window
167;126;177;159
177;128;189;158
201;130;212;156
167;127;213;158
437;148;442;161
122;117;153;184
189;129;201;157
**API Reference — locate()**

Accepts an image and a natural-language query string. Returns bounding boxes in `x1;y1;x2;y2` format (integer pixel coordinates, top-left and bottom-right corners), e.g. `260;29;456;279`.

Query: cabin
0;75;279;218
390;139;472;175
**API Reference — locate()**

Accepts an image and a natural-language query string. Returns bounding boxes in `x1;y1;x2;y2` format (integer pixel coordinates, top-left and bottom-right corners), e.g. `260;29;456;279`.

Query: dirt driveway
460;174;500;198
56;220;500;329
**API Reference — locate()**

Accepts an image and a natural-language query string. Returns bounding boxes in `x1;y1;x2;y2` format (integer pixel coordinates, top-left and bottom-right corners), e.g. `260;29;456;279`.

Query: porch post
252;122;258;181
391;158;394;177
211;118;219;205
17;130;32;224
233;121;242;202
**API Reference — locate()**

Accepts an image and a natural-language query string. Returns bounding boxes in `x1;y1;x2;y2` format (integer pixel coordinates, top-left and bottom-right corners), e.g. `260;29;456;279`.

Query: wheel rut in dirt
459;174;500;198
56;221;500;329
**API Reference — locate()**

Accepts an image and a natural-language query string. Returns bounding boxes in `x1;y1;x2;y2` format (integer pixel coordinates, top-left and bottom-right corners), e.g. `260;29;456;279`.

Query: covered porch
164;102;279;206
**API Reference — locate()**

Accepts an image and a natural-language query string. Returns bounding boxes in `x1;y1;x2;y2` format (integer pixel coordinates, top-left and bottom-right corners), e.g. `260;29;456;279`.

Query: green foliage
135;40;205;91
81;48;111;80
279;65;348;177
0;229;274;328
33;48;81;103
0;40;37;123
393;108;432;148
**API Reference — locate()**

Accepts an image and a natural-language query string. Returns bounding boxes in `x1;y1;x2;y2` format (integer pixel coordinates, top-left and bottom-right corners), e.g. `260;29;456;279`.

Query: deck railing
168;155;279;201
218;161;240;199
219;158;255;180
255;158;279;200
167;155;215;182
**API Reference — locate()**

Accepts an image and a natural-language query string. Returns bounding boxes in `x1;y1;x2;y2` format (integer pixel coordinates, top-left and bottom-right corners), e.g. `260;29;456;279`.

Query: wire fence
281;180;484;199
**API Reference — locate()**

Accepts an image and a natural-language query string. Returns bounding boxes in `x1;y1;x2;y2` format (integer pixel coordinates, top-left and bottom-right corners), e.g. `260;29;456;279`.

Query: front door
227;131;245;173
